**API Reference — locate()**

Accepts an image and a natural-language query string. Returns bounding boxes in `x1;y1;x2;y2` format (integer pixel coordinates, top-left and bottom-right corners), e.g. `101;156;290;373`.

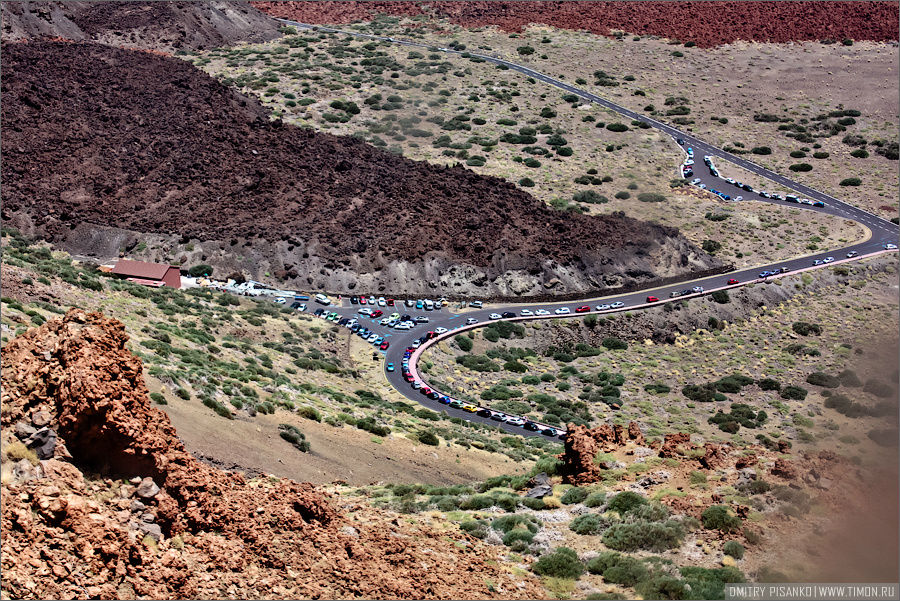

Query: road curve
276;19;899;437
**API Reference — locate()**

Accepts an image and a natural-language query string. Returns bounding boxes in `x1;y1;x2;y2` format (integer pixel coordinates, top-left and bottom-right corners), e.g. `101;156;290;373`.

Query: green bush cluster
278;423;311;452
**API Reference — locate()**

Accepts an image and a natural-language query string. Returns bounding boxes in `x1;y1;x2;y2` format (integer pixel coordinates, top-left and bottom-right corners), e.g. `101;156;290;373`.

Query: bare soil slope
1;1;281;50
253;1;899;48
1;40;717;298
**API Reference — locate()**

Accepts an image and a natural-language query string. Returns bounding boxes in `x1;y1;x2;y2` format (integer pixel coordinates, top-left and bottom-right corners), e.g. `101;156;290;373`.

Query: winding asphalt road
277;19;899;437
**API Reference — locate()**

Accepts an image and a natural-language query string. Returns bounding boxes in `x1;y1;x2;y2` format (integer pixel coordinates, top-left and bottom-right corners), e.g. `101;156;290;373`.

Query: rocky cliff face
0;309;545;600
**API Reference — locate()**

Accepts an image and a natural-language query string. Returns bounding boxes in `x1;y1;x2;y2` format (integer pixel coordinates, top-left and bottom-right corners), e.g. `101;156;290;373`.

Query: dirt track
252;1;899;48
1;40;717;297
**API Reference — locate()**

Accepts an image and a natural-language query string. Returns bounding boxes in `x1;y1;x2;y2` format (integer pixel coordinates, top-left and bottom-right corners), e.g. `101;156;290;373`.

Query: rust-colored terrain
0;309;545;600
1;40;716;297
253;1;899;48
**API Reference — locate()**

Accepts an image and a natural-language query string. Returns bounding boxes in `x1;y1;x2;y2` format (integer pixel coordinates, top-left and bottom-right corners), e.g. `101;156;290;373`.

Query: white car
733;196;743;202
683;159;695;166
411;340;422;348
394;323;411;331
554;307;571;315
697;183;707;190
273;297;286;304
610;301;625;309
358;308;373;316
823;256;835;263
691;178;702;185
535;309;550;316
489;313;502;320
725;178;736;184
596;304;611;311
435;327;448;334
885;243;898;250
377;297;387;306
367;333;379;343
520;309;534;317
466;317;479;324
846;251;859;258
506;416;526;427
296;304;306;312
692;286;704;293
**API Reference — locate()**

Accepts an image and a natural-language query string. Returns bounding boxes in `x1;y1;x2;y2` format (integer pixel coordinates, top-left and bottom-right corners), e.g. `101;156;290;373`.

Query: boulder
30;409;51;428
137;521;162;542
525;484;553;499
135;477;160;499
14;421;37;440
26;427;57;460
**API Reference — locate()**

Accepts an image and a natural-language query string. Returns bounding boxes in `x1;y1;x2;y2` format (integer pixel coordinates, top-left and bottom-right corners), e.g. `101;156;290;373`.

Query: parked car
823;256;835;263
520;309;534;317
380;341;390;350
885;243;898;250
371;310;383;318
554;307;570;314
466;317;479;324
575;306;591;313
476;409;492;418
846;251;859;258
692;286;704;293
596;304;611;311
535;309;550;316
501;311;515;318
489;313;502;319
490;412;506;422
523;421;540;431
434;327;448;334
759;271;772;278
506;416;525;427
469;301;483;308
646;296;659;303
386;362;395;372
669;291;681;298
414;316;429;323
727;279;739;285
812;259;823;266
610;301;625;309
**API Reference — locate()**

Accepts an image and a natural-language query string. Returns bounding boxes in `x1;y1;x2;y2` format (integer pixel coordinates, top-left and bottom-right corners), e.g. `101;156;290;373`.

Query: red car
575;305;591;313
371;309;383;318
380;341;390;350
727;279;739;285
386;298;395;306
359;297;367;305
646;296;659;303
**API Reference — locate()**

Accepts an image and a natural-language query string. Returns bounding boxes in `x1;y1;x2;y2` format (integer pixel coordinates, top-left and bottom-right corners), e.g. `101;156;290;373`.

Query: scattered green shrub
701;505;741;532
531;547;584;579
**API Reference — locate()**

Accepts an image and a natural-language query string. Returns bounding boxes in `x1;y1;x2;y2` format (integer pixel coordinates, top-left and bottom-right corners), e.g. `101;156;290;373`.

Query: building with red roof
110;259;181;289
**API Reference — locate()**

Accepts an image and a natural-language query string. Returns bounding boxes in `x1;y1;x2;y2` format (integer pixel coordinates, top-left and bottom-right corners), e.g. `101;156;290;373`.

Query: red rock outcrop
735;453;759;469
253;1;899;48
659;432;695;458
771;458;799;480
558;422;645;484
699;443;728;470
1;310;545;600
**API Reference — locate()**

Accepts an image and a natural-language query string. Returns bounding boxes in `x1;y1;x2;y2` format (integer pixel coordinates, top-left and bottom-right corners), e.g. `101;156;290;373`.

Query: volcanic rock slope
0;309;545;600
1;40;716;298
1;1;281;51
253;1;900;48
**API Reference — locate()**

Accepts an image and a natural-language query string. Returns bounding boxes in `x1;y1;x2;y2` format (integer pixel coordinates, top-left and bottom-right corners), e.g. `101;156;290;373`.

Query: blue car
386;363;395;372
759;271;771;278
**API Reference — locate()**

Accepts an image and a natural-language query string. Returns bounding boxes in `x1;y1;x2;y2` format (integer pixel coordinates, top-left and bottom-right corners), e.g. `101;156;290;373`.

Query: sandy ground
159;384;529;486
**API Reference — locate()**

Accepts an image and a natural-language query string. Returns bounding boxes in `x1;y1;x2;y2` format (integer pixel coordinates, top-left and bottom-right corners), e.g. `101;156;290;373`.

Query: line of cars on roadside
350;296;449;311
398;344;566;439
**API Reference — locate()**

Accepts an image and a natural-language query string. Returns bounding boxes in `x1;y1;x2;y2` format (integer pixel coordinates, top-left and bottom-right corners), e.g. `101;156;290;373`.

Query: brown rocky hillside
0;309;545;600
0;39;718;298
1;1;281;50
